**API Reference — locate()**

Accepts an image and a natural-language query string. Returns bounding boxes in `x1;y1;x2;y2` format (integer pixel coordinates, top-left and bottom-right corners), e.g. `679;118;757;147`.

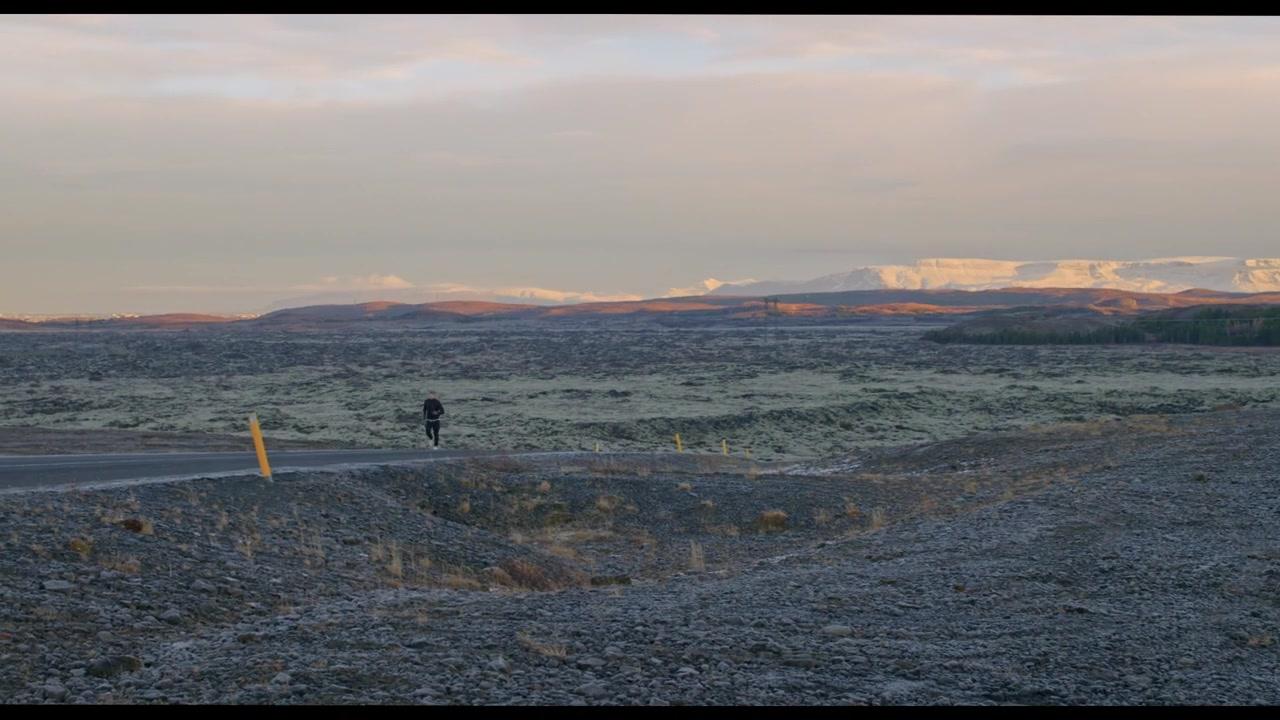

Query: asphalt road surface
0;448;511;492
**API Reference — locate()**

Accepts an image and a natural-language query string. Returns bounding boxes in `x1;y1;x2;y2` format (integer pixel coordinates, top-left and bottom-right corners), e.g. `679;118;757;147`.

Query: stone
87;656;141;678
576;683;608;699
821;624;854;637
42;580;74;592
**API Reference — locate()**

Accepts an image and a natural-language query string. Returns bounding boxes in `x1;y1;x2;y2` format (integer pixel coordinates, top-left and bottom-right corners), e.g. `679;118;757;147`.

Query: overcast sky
3;15;1280;314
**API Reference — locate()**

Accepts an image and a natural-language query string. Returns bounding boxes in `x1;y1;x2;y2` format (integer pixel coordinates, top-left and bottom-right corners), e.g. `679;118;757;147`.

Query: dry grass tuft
537;480;552;494
517;632;568;658
688;541;706;572
867;507;887;532
495;558;584;592
545;544;580;561
458;497;472;515
757;509;789;532
386;541;403;581
100;555;141;575
699;499;716;512
676;482;693;492
594;495;622;513
235;530;261;560
440;571;485;591
813;508;832;527
706;524;740;537
67;537;93;561
586;458;632;476
844;502;861;520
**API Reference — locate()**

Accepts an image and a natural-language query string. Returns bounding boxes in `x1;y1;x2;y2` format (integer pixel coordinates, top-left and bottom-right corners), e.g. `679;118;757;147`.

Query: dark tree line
926;306;1280;346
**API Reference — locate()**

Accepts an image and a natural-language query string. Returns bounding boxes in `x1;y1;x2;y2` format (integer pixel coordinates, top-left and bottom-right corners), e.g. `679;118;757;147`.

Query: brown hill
0;318;37;330
15;286;1280;331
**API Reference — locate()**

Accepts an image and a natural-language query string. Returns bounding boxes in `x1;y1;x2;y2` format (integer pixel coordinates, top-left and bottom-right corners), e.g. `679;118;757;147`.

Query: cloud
7;16;1280;315
493;287;643;303
416;283;642;304
126;274;414;294
662;278;756;297
294;274;414;291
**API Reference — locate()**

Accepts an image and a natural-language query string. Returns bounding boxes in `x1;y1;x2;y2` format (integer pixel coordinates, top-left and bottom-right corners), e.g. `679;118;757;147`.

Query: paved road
0;448;511;492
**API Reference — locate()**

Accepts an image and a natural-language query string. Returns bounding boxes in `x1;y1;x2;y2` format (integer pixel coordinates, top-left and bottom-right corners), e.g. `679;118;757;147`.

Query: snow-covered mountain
711;257;1280;296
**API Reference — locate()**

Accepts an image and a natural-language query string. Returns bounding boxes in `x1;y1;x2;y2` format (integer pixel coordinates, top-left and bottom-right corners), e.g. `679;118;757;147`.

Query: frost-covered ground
2;325;1279;460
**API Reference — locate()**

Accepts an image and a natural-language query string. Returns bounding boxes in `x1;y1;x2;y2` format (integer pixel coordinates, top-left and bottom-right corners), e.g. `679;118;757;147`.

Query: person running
423;391;445;449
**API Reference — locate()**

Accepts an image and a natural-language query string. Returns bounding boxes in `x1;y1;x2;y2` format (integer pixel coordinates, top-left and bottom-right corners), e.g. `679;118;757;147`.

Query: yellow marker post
248;413;272;480
722;439;728;456
595;441;601;453
674;433;684;453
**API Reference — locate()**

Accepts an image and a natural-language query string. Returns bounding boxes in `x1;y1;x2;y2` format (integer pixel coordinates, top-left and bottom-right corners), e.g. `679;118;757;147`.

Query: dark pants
425;420;440;446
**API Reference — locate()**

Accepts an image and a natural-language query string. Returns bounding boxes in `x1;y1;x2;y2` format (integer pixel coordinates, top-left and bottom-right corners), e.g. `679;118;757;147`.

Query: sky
3;14;1280;314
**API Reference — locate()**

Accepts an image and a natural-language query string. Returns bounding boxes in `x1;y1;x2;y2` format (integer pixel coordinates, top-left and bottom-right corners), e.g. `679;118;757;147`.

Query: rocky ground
2;407;1277;704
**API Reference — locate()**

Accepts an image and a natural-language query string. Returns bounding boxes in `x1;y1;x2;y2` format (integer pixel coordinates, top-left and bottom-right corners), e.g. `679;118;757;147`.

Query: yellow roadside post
722;439;728;456
248;413;272;480
595;441;601;453
674;433;684;453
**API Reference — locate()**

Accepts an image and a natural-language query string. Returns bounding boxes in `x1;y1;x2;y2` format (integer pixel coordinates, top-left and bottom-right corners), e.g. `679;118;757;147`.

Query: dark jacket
423;398;444;421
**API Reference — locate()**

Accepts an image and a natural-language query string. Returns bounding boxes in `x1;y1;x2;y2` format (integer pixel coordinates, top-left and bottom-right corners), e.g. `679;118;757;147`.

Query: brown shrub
757;509;789;532
117;518;153;535
67;537;93;561
498;558;558;591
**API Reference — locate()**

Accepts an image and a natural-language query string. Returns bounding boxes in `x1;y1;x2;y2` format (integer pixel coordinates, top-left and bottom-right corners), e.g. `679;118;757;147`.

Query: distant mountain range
712;257;1280;295
7;286;1280;330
